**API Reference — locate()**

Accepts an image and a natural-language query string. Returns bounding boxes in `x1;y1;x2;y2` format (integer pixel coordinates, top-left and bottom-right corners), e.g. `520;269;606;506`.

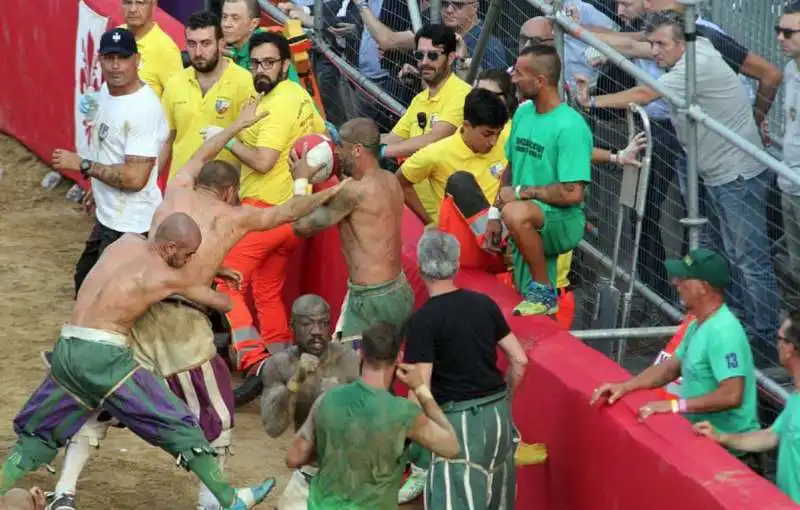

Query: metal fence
259;0;797;405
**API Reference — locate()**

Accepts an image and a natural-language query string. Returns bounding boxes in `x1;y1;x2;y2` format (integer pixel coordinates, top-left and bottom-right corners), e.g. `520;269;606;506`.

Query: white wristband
488;206;502;220
293;178;309;196
610;152;619;165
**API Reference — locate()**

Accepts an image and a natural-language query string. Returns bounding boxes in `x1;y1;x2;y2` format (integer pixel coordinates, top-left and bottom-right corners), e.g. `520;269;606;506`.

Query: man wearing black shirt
398;230;529;508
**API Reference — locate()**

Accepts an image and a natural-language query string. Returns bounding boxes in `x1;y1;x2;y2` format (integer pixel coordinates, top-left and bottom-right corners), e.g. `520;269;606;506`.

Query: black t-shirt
403;289;511;404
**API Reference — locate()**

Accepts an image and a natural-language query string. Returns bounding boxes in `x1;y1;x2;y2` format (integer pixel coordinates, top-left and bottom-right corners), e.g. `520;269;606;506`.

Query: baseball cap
664;248;730;289
99;28;138;57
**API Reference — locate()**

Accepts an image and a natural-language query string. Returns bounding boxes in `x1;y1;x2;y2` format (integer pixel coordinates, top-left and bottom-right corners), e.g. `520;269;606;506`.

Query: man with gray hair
397;230;529;507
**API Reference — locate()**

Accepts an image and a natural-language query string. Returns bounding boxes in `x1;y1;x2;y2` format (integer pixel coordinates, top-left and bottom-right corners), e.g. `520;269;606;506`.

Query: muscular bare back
70;235;200;335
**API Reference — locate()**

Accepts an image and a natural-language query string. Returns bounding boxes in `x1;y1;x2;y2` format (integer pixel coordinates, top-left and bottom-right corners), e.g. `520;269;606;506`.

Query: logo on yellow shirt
430;114;440;125
489;162;504;178
215;98;231;115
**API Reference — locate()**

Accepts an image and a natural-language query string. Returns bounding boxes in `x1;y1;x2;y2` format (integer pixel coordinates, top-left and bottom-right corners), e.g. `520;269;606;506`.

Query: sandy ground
0;133;424;509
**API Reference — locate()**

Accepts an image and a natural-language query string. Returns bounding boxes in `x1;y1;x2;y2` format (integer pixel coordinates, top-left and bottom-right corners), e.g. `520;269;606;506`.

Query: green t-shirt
674;304;759;438
771;392;800;504
504;102;593;212
308;379;422;509
231;27;301;84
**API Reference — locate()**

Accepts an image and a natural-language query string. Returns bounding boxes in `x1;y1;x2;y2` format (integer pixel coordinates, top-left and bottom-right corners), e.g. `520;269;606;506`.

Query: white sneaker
398;464;427;504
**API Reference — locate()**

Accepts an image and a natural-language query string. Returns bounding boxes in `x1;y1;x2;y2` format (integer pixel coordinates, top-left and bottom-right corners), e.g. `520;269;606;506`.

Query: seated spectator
593;249;760;470
488;45;593;317
398;88;508;225
354;0;508;71
694;311;800;504
576;11;780;365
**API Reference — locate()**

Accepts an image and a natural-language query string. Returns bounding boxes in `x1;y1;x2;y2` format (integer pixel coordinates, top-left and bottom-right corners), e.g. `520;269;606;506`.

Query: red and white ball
291;133;339;184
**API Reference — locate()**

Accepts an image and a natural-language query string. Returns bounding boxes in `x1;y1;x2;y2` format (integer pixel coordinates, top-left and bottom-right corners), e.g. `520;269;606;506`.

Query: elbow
263;422;284;439
726;389;744;410
126;176;149;192
763;67;783;89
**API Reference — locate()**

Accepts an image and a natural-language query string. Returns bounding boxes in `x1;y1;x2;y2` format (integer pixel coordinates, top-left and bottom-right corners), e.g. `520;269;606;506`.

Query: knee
501;201;533;228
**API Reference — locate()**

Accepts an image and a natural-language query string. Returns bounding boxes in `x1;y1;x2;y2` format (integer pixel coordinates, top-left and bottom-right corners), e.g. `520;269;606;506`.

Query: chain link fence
260;0;795;404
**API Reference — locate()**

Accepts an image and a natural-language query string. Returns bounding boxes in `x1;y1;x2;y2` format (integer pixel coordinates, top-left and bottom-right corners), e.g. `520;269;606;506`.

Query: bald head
291;294;330;318
340;118;381;155
519;17;554;51
154;212;201;246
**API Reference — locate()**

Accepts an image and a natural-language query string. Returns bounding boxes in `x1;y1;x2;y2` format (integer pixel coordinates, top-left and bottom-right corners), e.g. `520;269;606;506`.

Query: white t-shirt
89;83;167;233
658;37;763;187
780;60;800;196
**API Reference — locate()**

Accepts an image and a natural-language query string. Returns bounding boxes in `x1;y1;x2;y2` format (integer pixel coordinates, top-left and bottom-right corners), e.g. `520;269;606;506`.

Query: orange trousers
218;198;300;374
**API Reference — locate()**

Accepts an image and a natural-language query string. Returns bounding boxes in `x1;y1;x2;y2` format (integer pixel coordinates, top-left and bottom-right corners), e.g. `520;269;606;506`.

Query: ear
447;51;457;68
248;18;260;33
134;53;142;68
282;59;291;77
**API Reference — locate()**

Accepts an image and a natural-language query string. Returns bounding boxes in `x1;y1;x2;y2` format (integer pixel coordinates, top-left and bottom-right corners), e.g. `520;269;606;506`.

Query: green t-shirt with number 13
674;304;759;442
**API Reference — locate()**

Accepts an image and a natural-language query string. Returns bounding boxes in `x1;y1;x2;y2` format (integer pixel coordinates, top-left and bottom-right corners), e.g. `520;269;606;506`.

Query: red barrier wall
1;1;795;508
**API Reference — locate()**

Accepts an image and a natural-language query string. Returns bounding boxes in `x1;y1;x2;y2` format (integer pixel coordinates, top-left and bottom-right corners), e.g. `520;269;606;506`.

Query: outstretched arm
238;182;346;232
179;285;233;313
292;185;361;237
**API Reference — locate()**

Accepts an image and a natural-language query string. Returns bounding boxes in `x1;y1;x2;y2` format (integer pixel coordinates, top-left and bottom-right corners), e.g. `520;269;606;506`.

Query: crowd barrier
0;0;794;507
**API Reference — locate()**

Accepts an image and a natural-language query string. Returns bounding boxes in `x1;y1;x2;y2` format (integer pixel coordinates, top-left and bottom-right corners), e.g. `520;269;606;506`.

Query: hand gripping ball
291;133;339;184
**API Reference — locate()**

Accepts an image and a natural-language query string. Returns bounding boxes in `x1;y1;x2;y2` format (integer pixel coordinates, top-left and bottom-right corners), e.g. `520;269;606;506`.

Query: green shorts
338;273;414;341
512;203;585;288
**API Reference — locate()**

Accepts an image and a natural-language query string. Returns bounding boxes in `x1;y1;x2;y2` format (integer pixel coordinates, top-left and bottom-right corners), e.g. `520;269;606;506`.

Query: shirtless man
292;118;414;343
46;96;345;510
0;213;273;510
1;488;44;510
254;295;360;510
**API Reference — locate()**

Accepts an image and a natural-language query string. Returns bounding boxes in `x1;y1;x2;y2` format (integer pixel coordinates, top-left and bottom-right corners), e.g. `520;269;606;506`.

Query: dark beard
191;52;219;74
254;75;282;94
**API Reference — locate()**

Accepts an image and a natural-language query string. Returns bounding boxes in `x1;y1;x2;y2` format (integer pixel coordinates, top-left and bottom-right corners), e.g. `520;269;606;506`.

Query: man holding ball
292;118;414;342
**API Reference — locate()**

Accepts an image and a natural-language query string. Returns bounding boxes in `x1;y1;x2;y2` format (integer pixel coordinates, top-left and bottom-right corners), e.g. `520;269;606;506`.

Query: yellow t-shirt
237;80;326;205
392;73;472;217
555;250;572;289
123;23;184;97
162;60;255;180
400;131;505;223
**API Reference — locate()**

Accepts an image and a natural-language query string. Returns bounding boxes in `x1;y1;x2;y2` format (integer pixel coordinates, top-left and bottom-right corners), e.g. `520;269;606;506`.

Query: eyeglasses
442;0;475;10
251;58;282;71
775;25;800;38
414;50;444;61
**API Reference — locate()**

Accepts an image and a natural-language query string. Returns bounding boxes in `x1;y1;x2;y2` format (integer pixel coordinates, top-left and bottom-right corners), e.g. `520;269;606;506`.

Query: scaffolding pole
465;0;505;83
572;326;679;341
681;0;703;249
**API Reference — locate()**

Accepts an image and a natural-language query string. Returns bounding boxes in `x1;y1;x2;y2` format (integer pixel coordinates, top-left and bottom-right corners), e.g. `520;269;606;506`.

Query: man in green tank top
285;323;460;509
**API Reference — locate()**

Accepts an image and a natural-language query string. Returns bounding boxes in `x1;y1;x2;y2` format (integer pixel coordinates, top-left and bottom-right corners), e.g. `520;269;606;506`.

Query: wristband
610;152;619;165
670;399;679;414
378;144;387;159
590;96;597;109
293;178;309;196
225;138;236;151
414;384;434;401
514;185;522;201
488;206;502;220
678;399;688;413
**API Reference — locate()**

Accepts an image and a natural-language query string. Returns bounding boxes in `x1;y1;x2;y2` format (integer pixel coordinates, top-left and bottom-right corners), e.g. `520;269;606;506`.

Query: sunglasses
775;25;800;38
442;0;475;9
414;50;444;61
520;35;554;47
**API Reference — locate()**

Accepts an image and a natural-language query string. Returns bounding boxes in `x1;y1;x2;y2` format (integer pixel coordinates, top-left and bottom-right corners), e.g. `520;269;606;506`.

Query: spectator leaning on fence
694;310;800;504
52;28;168;297
211;31;327;376
777;2;800;277
120;0;183;97
160;11;255;183
398;231;528;507
593;248;762;470
575;11;781;366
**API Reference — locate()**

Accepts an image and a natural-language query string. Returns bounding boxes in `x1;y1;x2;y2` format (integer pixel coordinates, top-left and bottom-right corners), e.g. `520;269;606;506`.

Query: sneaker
398;464;426;504
224;478;276;510
513;281;558;316
45;492;76;510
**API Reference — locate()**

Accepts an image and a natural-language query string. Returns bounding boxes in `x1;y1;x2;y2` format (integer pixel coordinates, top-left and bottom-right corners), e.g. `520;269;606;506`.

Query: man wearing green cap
591;249;760;463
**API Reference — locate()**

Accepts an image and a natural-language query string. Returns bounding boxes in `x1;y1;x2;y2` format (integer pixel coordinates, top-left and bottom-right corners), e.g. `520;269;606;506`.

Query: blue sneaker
224;478;276;509
513;281;558;316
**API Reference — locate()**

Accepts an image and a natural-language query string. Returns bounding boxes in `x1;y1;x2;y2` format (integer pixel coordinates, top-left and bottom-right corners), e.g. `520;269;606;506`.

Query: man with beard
485;44;592;317
161;10;255;183
203;30;327;377
292;118;414;342
44;97;345;510
380;23;472;222
256;295;359;510
53;28;169;296
119;0;183;97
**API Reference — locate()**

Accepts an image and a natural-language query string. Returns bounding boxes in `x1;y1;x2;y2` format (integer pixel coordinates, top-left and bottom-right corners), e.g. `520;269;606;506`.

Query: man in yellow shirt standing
397;88;508;226
120;0;184;97
161;10;254;182
208;31;327;377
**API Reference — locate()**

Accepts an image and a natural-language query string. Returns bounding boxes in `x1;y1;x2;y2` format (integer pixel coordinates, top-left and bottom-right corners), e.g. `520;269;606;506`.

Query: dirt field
0;133;300;508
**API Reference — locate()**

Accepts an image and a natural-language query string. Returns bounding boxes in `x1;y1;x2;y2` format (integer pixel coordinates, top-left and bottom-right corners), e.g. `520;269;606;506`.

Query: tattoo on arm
88;155;155;191
520;182;584;206
292;188;360;237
